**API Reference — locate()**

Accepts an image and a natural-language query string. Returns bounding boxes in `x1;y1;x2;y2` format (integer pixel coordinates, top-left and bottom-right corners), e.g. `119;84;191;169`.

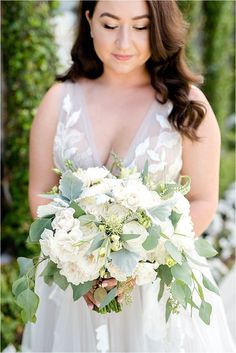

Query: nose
115;25;132;50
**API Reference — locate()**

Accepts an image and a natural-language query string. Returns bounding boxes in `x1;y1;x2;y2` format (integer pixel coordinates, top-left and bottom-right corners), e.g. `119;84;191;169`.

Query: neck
98;66;151;88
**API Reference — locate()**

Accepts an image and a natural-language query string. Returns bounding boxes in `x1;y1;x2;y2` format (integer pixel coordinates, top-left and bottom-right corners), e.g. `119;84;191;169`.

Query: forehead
94;0;149;19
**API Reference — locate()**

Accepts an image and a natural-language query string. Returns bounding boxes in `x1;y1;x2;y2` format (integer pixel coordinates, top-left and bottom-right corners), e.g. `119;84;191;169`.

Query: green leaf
171;262;192;286
53;271;69;291
16;288;39;323
69;201;85;218
202;274;220;295
165;298;172;323
148;203;172;221
142;224;160;250
59;170;83;201
171;280;187;307
71;281;94;301
120;233;141;242
39;260;58;277
142;160;149;185
156;264;173;286
157;279;165;302
169;210;182;229
194;238;218;258
100;287;117;309
187;297;199;310
79;214;96;226
17;257;34;278
86;233;105;255
199;300;212;325
12;276;29;297
171;280;191;309
109;249;140;276
29;218;53;243
164;241;183;264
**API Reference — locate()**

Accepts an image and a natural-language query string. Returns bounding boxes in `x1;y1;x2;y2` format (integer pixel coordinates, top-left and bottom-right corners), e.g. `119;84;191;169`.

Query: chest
83;88;157;165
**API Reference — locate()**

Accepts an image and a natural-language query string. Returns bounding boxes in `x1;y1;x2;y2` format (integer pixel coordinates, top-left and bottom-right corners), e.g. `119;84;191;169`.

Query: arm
181;86;221;237
28;82;64;219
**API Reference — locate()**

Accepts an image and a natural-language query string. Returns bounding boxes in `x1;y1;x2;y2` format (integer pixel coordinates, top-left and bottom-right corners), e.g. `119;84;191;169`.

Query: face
86;0;151;75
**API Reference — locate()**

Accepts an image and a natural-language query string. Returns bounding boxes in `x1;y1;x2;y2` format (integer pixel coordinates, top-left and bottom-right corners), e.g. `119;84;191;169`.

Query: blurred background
1;0;235;351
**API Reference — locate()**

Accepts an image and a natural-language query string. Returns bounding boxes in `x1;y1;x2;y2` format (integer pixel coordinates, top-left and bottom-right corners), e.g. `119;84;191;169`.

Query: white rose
106;261;127;282
73;167;110;187
171;214;195;252
52;208;76;232
123;221;148;258
53;226;84;263
79;182;110;199
173;192;191;215
39;229;54;257
134;262;157;285
59;243;104;284
148;238;167;265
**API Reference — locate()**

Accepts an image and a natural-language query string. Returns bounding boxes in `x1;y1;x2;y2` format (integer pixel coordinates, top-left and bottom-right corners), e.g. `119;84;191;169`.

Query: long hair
57;0;206;140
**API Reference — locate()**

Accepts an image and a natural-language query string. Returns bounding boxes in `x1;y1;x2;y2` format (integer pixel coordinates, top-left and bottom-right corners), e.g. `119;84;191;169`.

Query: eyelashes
102;24;149;31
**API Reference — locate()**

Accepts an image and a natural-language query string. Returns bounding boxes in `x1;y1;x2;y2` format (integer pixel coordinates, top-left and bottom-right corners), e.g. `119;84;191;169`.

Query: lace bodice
53;81;182;184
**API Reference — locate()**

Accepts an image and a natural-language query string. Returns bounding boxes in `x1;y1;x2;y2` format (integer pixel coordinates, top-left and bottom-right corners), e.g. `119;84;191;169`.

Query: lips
112;54;133;61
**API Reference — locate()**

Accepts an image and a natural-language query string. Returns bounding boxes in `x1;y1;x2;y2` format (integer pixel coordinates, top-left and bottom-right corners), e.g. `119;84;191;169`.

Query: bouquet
12;159;220;325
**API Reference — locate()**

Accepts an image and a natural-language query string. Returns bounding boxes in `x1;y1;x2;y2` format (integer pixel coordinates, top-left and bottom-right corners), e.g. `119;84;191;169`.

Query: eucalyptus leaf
86;233;105;255
100;287;117;309
164;241;183;264
157;279;165;302
16;288;39;323
12;276;29;297
165;298;172;323
17;257;34;278
142;224;160;250
156;264;173;286
39;260;58;277
148;203;172;222
202;274;220;295
79;214;96;226
120;233;141;242
171;280;187;307
169;210;182;229
199;300;212;325
53;271;69;291
69;201;85;218
109;249;140;276
71;281;94;301
194;238;218;258
171;261;192;286
29;218;53;243
59;170;83;201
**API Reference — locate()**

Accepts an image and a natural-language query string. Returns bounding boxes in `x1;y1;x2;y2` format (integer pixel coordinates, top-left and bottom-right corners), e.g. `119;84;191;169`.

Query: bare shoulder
31;81;65;133
187;85;221;143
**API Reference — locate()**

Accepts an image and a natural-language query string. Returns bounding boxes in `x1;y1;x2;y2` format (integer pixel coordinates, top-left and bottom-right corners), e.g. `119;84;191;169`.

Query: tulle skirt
21;258;235;353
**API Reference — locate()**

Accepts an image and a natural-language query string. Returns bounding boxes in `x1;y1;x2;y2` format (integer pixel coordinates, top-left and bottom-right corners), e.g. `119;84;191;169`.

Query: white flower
147;237;167;265
106;261;127;282
123;221;148;258
73;167;110;187
39;229;55;258
53;226;84;263
52;208;76;232
59;243;104;284
171;214;195;252
173;192;191;215
134;262;157;285
37;203;61;218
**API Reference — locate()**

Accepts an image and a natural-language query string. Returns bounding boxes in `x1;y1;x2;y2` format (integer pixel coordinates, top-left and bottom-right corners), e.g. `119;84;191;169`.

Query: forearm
189;199;218;237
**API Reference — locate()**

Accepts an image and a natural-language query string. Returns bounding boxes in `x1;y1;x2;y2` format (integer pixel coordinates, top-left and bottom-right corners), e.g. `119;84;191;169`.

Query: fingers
101;278;117;289
117;293;124;303
83;294;94;310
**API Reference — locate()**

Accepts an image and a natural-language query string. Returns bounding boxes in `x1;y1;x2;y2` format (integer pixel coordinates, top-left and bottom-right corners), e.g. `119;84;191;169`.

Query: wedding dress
21;80;235;352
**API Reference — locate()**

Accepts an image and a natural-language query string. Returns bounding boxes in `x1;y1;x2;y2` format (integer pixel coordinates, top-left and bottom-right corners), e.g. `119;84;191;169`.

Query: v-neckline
76;80;158;168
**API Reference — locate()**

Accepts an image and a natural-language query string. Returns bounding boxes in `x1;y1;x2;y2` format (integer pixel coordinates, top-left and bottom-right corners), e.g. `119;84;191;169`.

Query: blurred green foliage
1;0;59;256
1;262;23;351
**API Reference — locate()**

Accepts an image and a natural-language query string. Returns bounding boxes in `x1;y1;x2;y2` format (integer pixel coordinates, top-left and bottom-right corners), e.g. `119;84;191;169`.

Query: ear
85;10;93;38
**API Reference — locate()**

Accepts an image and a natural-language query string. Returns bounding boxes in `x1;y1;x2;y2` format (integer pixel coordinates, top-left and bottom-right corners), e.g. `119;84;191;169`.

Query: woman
22;1;235;352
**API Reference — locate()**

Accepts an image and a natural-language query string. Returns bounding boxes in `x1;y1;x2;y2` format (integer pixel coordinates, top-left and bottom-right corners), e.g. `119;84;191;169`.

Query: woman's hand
83;277;135;310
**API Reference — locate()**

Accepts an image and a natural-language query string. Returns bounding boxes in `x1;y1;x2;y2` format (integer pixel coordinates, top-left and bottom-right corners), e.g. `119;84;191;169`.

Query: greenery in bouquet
12;159;220;326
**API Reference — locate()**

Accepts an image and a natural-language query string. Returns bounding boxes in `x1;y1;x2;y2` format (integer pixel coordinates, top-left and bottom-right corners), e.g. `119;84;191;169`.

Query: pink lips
112;54;133;61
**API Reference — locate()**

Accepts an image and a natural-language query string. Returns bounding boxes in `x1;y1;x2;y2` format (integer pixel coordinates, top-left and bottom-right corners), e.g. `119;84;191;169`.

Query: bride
22;0;235;352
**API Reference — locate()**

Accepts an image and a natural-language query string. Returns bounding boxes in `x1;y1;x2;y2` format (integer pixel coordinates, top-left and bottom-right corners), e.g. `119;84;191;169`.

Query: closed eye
103;24;118;30
134;26;149;31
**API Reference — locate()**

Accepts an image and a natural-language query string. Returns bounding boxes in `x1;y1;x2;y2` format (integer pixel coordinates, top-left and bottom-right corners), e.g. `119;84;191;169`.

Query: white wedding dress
21;80;235;353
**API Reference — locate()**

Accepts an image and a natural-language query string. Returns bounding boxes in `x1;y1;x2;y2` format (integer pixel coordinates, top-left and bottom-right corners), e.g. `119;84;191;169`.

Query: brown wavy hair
57;0;206;141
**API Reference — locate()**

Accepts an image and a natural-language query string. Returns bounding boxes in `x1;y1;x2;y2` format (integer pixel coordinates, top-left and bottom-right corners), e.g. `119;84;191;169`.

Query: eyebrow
99;12;150;20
